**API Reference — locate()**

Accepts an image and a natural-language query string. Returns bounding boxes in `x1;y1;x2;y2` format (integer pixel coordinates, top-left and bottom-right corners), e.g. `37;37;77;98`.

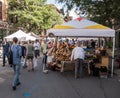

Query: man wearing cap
71;41;85;79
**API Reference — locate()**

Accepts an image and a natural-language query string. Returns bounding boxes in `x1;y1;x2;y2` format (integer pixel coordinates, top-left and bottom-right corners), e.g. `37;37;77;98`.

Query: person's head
3;38;7;42
35;39;38;42
29;40;32;44
13;37;18;44
76;41;82;47
65;39;69;43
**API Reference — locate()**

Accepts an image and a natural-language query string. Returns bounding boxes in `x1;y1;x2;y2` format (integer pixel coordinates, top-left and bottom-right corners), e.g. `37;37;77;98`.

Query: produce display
55;42;75;61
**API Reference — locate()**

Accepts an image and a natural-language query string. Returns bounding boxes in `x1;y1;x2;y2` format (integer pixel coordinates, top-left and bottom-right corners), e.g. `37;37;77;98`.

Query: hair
77;41;82;46
35;39;38;42
18;41;21;45
13;37;18;44
29;40;32;44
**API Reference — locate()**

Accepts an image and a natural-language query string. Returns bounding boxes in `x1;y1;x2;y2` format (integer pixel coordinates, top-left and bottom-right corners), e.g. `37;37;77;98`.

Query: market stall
47;17;115;77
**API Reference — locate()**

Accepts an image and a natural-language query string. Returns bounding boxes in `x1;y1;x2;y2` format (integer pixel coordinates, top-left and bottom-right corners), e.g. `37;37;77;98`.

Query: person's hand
71;58;74;61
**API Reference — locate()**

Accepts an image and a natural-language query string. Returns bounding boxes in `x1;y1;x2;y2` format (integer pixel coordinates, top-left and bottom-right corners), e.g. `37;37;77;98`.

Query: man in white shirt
34;39;41;58
71;41;85;79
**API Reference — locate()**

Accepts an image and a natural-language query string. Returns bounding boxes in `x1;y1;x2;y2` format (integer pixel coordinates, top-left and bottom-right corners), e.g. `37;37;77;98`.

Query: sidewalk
0;57;120;98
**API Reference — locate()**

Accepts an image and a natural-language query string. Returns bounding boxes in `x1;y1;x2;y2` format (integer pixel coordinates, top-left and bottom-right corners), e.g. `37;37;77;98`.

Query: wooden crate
61;61;75;72
95;56;109;69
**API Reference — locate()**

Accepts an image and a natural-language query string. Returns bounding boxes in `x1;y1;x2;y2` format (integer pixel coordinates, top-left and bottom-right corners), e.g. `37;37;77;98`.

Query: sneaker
31;68;34;71
2;65;5;67
10;65;12;67
12;86;16;91
17;82;21;86
23;66;27;69
43;70;48;74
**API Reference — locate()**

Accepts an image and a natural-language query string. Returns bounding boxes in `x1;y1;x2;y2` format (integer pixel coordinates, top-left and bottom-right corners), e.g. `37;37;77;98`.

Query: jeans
13;64;21;86
42;53;48;71
2;52;9;66
75;58;84;78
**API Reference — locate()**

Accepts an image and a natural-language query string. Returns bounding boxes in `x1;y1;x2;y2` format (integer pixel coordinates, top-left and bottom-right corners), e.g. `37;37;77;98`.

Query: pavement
0;57;120;98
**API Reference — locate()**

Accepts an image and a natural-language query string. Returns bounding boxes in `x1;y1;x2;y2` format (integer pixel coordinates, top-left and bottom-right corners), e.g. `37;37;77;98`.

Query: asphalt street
0;57;120;98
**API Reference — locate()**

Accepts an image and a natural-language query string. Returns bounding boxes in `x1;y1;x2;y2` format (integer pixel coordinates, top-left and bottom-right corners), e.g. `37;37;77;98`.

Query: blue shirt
11;45;22;65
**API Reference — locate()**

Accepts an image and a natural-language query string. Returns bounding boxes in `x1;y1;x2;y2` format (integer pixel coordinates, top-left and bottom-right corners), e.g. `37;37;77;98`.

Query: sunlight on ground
0;77;5;83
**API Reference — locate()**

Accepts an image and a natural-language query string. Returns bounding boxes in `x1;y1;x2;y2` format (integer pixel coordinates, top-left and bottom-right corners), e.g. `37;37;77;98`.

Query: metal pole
111;37;115;77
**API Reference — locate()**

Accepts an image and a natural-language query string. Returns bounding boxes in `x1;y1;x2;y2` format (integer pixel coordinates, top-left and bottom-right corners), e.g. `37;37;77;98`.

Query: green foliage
106;41;113;49
8;0;63;34
56;0;120;29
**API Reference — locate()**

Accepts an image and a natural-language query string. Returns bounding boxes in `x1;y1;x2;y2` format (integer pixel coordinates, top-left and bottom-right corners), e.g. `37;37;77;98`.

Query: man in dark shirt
91;39;96;49
2;38;10;67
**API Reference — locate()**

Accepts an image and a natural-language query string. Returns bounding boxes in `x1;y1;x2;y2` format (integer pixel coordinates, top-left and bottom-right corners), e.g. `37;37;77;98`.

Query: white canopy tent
26;34;36;41
47;29;115;37
5;30;36;41
47;17;115;77
27;32;40;39
47;17;115;37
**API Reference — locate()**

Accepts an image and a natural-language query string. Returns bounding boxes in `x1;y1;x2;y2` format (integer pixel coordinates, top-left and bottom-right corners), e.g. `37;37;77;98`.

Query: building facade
0;0;7;21
0;0;8;41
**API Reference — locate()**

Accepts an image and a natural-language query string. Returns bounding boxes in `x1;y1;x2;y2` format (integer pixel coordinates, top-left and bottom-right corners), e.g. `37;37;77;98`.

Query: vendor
47;46;60;71
93;46;102;63
100;46;106;56
71;41;85;79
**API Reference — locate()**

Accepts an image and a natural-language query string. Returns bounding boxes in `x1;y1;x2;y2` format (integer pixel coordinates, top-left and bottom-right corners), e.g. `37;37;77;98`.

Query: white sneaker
43;69;48;74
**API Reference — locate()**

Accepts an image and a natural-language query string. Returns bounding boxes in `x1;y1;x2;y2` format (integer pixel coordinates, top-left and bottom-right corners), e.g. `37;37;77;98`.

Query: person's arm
8;42;11;52
32;45;34;55
47;48;52;56
2;41;5;48
18;46;22;57
71;49;75;61
82;48;85;60
33;43;37;48
26;45;28;55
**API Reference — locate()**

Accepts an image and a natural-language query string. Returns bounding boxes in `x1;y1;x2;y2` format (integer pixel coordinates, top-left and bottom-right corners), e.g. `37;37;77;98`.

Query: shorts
27;54;33;59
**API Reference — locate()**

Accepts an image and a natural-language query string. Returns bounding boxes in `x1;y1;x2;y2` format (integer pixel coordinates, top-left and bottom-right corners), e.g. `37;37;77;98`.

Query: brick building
0;0;7;21
0;0;8;40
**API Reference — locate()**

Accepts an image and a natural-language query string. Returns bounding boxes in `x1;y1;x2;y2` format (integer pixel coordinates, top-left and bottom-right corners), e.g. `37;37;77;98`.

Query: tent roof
5;30;27;39
27;32;40;39
5;30;36;41
47;17;115;37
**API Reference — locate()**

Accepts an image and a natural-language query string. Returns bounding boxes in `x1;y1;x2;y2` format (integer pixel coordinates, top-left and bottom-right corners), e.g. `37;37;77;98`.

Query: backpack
22;46;26;58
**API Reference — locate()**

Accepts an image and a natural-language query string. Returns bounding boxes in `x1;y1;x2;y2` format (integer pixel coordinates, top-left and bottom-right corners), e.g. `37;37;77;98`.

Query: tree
56;0;120;29
8;0;63;34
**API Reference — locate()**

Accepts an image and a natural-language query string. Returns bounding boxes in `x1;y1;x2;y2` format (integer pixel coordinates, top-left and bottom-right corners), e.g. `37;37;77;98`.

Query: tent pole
98;38;100;47
111;37;115;77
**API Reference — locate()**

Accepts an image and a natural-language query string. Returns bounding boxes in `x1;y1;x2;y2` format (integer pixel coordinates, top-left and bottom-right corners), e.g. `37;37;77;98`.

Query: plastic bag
34;58;38;68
